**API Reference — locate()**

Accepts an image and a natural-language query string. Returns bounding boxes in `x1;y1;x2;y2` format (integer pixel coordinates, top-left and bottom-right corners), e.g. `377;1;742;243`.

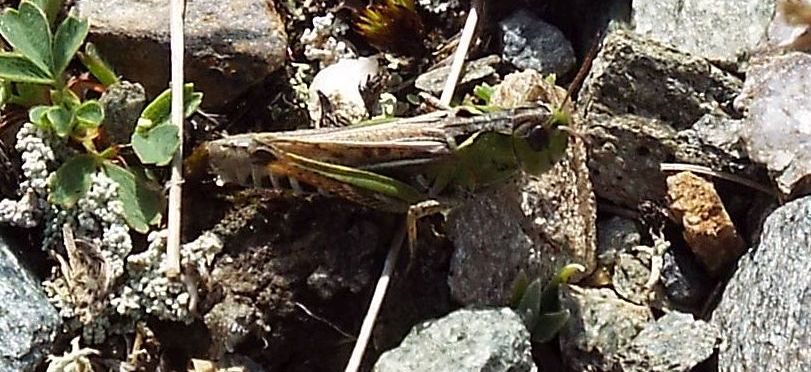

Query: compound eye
525;126;551;151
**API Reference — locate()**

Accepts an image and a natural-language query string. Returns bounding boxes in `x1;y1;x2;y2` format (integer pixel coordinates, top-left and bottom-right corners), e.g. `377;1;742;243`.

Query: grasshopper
201;101;571;256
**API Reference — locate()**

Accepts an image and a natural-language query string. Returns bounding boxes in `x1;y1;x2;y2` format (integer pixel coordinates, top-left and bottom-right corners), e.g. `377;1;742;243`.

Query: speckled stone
633;0;777;64
712;196;811;371
373;308;537;372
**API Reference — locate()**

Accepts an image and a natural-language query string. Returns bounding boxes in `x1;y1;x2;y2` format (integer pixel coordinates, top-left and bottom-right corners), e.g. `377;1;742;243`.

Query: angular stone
712;196;811;371
99;81;146;145
499;9;575;76
448;70;596;306
666;172;746;274
75;0;287;108
559;285;652;371
0;233;61;371
616;312;720;372
373;308;537;372
579;30;755;208
734;52;811;195
661;247;711;310
633;0;776;63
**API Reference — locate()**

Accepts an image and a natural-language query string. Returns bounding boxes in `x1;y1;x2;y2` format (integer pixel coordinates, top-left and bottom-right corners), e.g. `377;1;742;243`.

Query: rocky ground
1;0;810;371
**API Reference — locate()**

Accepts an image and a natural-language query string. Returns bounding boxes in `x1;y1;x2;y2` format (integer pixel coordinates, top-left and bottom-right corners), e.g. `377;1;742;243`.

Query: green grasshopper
201;101;571;255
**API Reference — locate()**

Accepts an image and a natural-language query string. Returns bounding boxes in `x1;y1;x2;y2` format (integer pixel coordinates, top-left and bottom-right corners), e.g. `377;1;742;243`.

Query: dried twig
165;0;185;277
659;163;777;197
344;224;405;372
438;0;483;106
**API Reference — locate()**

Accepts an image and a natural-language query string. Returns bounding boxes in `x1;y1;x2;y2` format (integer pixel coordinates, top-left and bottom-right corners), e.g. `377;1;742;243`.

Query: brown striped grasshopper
200;101;571;256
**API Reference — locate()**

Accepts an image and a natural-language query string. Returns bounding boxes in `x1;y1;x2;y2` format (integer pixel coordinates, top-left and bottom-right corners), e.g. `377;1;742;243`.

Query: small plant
353;0;425;55
511;264;585;343
0;0;202;233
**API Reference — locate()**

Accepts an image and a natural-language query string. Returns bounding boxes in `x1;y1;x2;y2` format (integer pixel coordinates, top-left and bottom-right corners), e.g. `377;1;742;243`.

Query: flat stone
448;70;596;306
734;52;811;195
633;0;776;64
559;285;652;371
712;196;811;371
75;0;287;108
373;308;537;372
415;55;501;95
0;233;61;371
616;312;720;372
499;9;575;76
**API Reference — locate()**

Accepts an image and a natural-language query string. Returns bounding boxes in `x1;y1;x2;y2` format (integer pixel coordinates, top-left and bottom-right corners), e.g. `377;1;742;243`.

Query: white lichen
0;122;55;227
418;0;462;14
301;13;356;67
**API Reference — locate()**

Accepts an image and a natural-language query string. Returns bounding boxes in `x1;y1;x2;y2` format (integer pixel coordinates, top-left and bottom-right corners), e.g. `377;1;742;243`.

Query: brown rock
666;171;745;274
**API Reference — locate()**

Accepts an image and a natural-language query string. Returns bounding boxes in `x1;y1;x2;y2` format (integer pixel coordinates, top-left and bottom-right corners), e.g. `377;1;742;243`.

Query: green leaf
102;162;164;233
0;52;53;84
29;104;49;125
539;263;585;313
131;123;180;166
531;310;570;343
78;43;117;86
75;100;103;128
29;0;62;26
473;82;494;104
515;278;542;329
52;14;88;77
47;105;73;137
48;154;96;207
51;86;80;109
0;1;53;77
139;83;202;130
508;270;530;308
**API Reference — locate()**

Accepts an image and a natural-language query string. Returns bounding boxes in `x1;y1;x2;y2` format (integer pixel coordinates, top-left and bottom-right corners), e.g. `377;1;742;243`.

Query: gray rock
559;285;652;371
734;52;811;195
0;234;61;371
415;55;501;95
99;81;146;145
612;252;656;306
597;216;641;267
632;0;777;64
579;30;754;208
75;0;287;108
373;308;537;372
616;312;720;372
580;29;741;128
661;247;711;310
499;10;575;76
448;71;596;306
712;196;811;372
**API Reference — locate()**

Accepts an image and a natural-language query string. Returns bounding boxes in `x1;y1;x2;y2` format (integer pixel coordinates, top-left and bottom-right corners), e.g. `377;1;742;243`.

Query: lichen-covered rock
373;308;537;372
712;196;811;371
308;57;381;126
448;70;596;306
734;52;811;195
75;0;287;108
0;234;61;371
559;285;652;371
499;9;575;76
632;0;777;64
666;172;746;274
615;312;720;372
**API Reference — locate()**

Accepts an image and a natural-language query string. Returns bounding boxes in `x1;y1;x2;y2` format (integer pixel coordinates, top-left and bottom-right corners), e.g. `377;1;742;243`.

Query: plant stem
344;223;406;372
165;0;185;278
439;0;482;106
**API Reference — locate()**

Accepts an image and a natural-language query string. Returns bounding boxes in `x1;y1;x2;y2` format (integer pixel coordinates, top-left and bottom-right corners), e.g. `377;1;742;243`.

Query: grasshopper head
511;105;570;176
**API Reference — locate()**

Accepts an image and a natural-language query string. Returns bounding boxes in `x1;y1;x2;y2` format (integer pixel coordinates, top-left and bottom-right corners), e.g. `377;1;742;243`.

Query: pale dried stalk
165;0;185;278
344;224;405;372
439;3;480;106
659;163;777;197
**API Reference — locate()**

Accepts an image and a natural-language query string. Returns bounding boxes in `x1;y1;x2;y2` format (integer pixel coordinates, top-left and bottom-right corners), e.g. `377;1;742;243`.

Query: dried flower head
354;0;425;55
